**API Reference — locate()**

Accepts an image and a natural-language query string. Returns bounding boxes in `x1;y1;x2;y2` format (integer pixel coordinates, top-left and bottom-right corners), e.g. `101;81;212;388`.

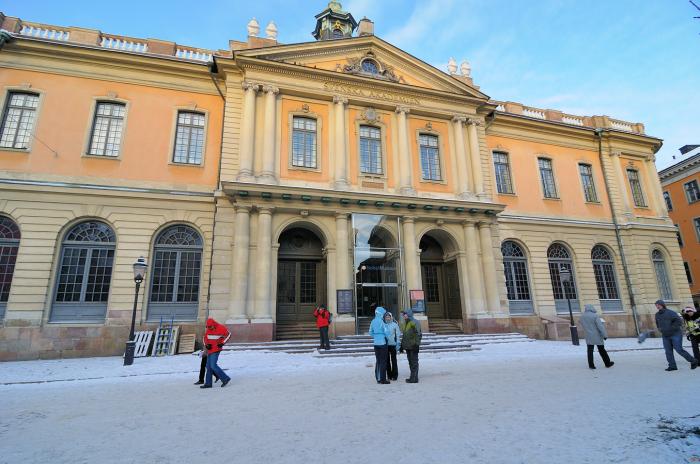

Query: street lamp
124;256;148;366
559;265;580;346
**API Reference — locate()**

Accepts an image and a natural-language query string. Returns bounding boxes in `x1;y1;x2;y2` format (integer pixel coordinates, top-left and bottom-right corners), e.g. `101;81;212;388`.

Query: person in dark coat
400;308;422;383
681;306;700;363
384;312;401;381
313;304;331;350
580;304;614;369
654;300;698;371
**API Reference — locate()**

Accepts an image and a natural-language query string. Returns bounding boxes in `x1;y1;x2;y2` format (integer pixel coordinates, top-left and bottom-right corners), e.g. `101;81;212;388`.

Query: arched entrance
419;233;462;324
276;227;326;339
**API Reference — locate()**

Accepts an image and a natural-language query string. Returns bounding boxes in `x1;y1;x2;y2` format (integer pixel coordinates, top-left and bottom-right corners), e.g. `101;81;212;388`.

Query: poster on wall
336;289;354;314
409;289;425;313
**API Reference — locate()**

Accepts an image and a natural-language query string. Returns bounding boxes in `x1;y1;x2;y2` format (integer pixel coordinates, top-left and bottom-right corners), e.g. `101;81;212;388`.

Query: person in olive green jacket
400;308;422;383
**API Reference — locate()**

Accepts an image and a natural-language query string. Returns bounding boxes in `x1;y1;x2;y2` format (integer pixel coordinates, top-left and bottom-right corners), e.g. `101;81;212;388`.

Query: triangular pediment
234;36;488;100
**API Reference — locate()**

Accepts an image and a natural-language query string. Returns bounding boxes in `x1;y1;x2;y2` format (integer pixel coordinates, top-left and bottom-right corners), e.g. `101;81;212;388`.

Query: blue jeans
205;351;230;386
662;334;696;368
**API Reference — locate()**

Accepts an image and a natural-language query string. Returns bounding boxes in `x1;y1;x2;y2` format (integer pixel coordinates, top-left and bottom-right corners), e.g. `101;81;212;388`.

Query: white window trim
355;119;388;180
626;168;649;208
167;106;209;168
536;156;560;200
287;110;323;173
0;85;46;153
82;97;130;160
684;179;700;204
415;129;447;185
577;162;601;204
492;149;516;195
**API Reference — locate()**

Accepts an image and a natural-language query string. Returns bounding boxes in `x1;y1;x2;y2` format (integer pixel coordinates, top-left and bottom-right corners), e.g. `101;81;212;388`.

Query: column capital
647;155;656;163
333;95;348;105
610;150;623;157
467;117;483;127
461;219;478;227
262;85;279;95
335;212;349;220
476;219;493;228
402;216;416;224
242;81;259;92
257;206;275;215
395;105;411;114
234;204;252;213
452;114;468;124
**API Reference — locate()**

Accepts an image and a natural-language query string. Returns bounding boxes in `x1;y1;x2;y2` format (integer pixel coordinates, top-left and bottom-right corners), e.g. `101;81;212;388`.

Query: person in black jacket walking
681;306;700;363
655;300;698;371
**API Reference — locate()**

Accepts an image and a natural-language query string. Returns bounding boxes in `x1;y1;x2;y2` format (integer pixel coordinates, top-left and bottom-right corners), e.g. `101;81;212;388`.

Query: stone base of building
463;316;512;334
332;317;356;338
0;322;203;362
510;313;652;341
227;320;274;343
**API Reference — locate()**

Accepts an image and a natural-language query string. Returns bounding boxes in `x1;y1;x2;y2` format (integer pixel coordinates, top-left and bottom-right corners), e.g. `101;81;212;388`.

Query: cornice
659;152;700;181
1;37;221;95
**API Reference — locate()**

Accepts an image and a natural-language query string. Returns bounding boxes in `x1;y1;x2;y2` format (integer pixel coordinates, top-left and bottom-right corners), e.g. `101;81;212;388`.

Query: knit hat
655;299;666;308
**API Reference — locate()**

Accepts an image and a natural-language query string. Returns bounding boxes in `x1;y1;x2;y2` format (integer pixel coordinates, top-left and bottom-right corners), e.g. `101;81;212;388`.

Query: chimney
358;17;374;36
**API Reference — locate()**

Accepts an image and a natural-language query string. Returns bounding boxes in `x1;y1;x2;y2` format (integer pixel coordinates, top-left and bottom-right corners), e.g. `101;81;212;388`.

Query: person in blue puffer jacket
369;306;391;384
384;311;401;381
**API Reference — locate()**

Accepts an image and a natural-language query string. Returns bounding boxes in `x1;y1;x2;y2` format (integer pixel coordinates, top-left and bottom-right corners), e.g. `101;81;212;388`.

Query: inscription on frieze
323;81;420;105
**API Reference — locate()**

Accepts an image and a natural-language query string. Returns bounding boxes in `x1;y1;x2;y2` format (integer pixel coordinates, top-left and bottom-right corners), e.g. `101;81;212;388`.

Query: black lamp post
124;256;148;366
559;265;580;346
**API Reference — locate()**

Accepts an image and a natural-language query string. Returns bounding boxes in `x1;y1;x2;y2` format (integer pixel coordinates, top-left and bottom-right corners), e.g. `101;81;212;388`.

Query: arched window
652;249;673;300
148;225;203;321
591;245;621;311
501;241;533;314
0;215;21;320
332;28;344;39
361;59;379;74
547;243;579;313
51;221;116;322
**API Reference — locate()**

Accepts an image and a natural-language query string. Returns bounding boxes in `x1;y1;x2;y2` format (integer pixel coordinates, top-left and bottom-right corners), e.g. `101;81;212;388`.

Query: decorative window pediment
342;52;404;83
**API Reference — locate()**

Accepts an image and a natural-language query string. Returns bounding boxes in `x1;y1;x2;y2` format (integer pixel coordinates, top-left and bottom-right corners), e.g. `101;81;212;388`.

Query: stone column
333;96;349;189
463;221;485;315
229;206;251;321
402;217;421;290
396;106;415;195
452;115;471;198
259;85;279;184
237;81;258;182
612;151;633;217
646;155;669;218
335;213;350;289
467;118;485;197
478;220;501;313
253;207;274;319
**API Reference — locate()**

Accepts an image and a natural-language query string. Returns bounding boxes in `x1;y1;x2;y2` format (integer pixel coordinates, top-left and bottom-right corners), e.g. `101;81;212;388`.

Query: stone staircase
427;318;463;335
223;332;534;357
275;322;318;341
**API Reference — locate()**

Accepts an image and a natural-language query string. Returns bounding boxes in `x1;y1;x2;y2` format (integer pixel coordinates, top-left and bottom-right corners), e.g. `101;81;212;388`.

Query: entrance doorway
276;228;326;338
419;234;462;321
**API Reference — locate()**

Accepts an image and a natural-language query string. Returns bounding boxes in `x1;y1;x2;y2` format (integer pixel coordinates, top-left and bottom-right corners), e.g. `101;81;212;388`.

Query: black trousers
386;346;398;380
690;334;700;362
198;355;219;383
406;348;419;381
374;345;389;382
587;344;611;368
319;326;330;350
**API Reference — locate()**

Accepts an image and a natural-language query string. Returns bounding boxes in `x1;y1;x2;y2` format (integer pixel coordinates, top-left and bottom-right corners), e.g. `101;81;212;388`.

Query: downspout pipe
595;128;640;335
203;57;227;321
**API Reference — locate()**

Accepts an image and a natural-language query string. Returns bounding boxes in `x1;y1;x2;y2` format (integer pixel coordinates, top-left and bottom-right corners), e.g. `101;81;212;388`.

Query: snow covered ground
1;338;699;464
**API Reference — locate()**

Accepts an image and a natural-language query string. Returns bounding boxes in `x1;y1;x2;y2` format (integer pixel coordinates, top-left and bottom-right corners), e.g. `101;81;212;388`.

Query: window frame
0;215;21;320
591;245;622;312
492;150;515;195
170;109;208;167
418;132;443;182
578;163;599;203
49;220;117;323
547;243;580;314
663;191;673;212
652;249;673;301
694;217;700;243
0;88;44;152
82;98;129;160
501;240;533;314
684;262;693;284
287;111;322;172
357;123;385;177
626;168;647;208
675;224;684;248
684;180;700;204
537;157;559;199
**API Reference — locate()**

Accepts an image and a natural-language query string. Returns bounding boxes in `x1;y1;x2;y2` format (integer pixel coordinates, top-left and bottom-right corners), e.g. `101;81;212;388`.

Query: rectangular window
291;116;317;168
419;134;441;181
663;191;673;211
684;180;700;203
173;111;205;165
685;262;693;284
578;163;598;202
626;169;647;207
359;125;382;175
676;224;684;247
88;102;126;157
493;151;514;194
538;158;558;198
694;218;700;242
0;92;39;149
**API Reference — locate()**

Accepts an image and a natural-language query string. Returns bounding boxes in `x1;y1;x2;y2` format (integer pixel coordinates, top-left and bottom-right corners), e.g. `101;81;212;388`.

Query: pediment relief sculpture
337;51;405;84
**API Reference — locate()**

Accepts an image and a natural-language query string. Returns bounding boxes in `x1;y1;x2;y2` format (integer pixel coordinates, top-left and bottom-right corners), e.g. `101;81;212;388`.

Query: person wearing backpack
400;308;422;383
313;304;331;350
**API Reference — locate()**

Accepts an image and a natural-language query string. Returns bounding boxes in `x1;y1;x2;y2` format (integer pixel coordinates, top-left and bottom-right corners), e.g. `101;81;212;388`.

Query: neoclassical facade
0;3;690;360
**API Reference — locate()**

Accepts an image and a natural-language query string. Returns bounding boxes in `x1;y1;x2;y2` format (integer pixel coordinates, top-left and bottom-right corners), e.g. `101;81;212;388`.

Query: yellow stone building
0;3;689;360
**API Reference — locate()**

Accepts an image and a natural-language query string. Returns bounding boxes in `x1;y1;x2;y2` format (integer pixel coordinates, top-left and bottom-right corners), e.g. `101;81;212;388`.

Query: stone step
312;345;481;357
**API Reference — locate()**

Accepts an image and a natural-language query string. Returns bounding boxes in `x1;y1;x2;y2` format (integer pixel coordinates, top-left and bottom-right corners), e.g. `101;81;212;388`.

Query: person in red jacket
313;304;331;350
201;318;231;388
